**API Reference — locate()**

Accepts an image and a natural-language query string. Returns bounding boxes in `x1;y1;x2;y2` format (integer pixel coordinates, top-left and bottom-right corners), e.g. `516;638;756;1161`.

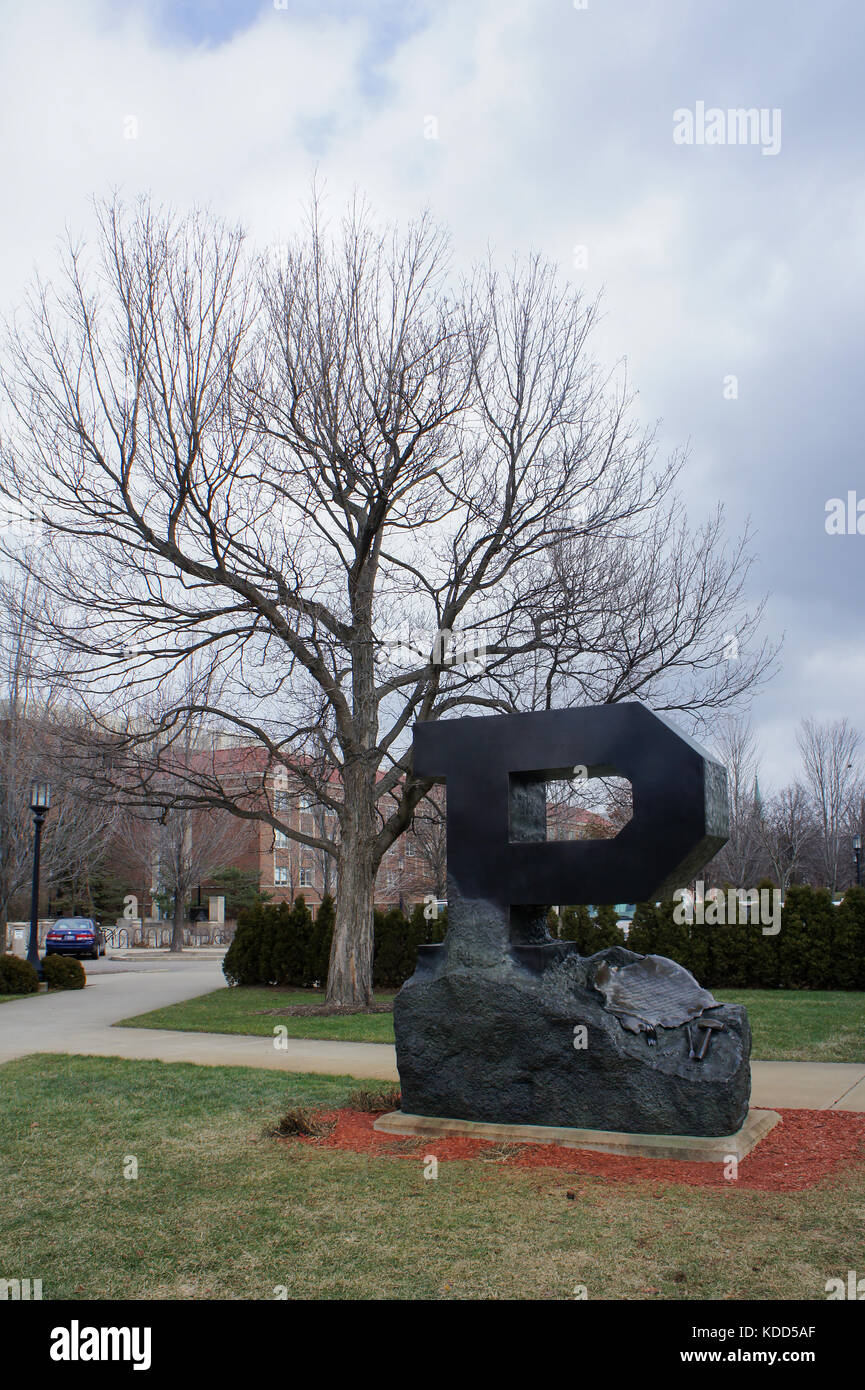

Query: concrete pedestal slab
373;1105;781;1163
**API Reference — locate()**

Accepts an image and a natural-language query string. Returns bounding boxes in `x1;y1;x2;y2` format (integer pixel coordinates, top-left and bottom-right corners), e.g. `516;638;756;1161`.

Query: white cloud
0;0;863;776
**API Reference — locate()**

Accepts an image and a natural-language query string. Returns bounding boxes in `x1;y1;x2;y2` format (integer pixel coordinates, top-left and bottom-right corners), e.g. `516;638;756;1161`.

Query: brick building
191;745;444;916
115;742;614;919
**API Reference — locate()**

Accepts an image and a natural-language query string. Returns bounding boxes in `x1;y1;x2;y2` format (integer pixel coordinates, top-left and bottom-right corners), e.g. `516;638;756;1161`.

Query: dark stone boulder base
394;944;751;1138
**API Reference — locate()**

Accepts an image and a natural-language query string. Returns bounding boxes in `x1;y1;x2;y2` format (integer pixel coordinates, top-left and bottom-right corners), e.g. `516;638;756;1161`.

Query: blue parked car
44;917;105;960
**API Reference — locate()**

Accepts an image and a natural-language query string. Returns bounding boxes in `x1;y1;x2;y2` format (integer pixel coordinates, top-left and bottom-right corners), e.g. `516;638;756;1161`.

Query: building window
299;868;313;888
406;842;416;857
274;790;291;810
275;867;289;885
274;830;288;847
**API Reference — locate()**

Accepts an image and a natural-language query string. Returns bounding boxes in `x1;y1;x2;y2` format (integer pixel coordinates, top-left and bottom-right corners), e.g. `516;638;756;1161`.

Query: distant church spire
752;775;763;818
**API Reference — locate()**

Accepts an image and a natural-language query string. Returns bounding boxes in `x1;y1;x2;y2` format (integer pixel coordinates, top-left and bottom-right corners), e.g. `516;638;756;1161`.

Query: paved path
0;957;227;1065
750;1059;865;1112
0;957;395;1080
1;961;863;1103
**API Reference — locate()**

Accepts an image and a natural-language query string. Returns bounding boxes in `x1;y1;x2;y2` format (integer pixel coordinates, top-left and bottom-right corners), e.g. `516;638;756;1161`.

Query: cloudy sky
1;0;861;789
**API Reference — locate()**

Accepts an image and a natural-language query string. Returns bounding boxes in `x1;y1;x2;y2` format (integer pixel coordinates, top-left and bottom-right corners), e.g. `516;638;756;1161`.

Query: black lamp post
26;781;51;977
854;833;862;888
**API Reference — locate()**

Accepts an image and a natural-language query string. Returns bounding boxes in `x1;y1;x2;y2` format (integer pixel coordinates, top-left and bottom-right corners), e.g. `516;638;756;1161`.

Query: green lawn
0;1053;861;1300
118;986;398;1043
715;990;865;1062
118;984;865;1061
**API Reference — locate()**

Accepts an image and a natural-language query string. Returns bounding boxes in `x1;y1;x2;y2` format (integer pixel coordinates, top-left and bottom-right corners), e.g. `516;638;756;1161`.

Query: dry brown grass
345;1085;403;1112
266;1106;336;1139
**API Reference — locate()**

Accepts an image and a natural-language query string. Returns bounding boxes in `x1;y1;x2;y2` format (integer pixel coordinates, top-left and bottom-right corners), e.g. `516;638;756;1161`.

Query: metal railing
102;926;130;950
109;924;231;949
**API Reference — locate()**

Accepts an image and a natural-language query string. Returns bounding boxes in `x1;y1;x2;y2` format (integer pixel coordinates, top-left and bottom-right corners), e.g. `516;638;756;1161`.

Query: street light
854;833;862;888
26;781;51;977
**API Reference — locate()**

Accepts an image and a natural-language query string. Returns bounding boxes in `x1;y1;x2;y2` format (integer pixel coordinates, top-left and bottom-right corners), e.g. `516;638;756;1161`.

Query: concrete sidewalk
0;959;227;1066
750;1059;865;1112
0;961;394;1080
35;1027;400;1080
1;965;863;1105
5;1020;865;1103
12;1031;864;1104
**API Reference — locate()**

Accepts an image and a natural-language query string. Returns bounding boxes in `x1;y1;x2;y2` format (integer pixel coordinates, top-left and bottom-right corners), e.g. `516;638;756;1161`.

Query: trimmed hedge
221;886;865;993
0;954;39;994
554;904;627;954
625;885;865;990
372;902;447;989
42;954;87;990
222;895;447;990
224;895;326;988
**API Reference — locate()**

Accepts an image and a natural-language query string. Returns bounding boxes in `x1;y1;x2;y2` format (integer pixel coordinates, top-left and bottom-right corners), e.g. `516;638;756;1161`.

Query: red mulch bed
290;1107;865;1192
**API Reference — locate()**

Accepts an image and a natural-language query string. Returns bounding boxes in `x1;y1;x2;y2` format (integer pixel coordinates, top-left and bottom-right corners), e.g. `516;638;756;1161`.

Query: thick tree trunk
170;896;184;953
326;765;377;1008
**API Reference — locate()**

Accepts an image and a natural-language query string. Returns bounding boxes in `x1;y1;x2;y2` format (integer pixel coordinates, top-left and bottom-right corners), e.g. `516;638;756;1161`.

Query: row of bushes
222;895;448;990
370;904;447;988
618;886;865;991
223;896;334;989
0;953;86;993
42;955;87;990
551;903;627;954
0;954;39;993
222;885;865;993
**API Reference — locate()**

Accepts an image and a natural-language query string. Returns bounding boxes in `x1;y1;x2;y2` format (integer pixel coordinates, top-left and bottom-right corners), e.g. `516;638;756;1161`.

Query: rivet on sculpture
393;702;751;1138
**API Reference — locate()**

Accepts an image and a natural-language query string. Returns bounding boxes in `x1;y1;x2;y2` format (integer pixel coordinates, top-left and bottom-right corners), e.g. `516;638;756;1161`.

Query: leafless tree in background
705;715;764;888
756;782;816;892
797;716;863;892
308;803;338;900
114;662;252;951
407;790;447;900
0;194;774;1003
0;577;116;948
120;803;240;952
0;578;46;950
544;773;627;842
843;784;865;881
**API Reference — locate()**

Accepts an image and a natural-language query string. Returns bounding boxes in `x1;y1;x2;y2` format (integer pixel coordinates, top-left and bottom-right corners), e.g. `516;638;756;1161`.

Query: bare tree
121;803;240;951
115;662;257;951
0;577;115;948
797;717;863;892
844;785;865;885
706;715;764;887
375;786;448;907
309;803;338;900
0;582;44;950
0;194;774;1003
44;784;118;918
408;790;447;900
545;773;629;843
600;778;634;838
756;782;816;892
